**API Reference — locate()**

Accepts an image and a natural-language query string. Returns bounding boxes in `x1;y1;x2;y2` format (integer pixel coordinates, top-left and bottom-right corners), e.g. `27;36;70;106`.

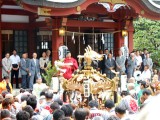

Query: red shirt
62;57;78;80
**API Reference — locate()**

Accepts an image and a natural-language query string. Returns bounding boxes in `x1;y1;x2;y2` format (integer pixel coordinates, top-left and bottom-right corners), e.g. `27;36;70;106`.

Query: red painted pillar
52;18;63;63
114;22;124;57
0;8;2;80
28;28;35;57
128;21;134;53
28;16;36;58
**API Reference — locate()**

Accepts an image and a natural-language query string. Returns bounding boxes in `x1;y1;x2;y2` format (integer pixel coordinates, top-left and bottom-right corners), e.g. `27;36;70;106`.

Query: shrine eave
18;0;99;16
126;0;160;20
20;0;86;8
13;0;160;20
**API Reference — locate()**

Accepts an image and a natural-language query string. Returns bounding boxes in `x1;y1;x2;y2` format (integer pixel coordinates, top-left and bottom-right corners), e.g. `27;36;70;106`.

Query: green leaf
134;17;160;68
42;62;58;86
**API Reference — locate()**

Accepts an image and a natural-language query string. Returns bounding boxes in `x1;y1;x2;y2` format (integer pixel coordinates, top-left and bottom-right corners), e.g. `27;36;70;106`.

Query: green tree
133;17;160;68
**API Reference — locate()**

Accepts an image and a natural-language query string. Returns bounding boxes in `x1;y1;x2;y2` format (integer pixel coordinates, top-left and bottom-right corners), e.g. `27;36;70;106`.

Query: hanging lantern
122;30;128;37
59;27;65;36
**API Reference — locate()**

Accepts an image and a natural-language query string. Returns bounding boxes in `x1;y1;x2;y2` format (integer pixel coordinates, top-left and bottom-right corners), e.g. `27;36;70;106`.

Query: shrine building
0;0;160;79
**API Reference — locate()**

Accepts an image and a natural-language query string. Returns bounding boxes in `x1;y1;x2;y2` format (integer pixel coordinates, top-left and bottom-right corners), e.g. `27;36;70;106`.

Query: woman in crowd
0;76;12;94
46;50;52;62
39;52;49;83
32;77;47;99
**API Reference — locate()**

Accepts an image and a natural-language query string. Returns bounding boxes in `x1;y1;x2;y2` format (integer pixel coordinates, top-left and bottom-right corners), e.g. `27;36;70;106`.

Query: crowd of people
97;47;155;81
2;49;52;89
0;76;159;120
2;49;78;90
0;46;160;120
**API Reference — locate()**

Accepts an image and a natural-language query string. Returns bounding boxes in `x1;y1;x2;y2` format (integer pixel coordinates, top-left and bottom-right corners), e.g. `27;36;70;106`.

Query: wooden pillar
114;22;124;57
128;21;134;53
0;8;2;79
28;15;37;58
128;31;133;53
52;18;63;63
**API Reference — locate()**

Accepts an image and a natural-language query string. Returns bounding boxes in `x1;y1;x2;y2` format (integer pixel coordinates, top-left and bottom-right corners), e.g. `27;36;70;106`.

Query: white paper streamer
72;32;75;44
95;34;97;43
101;33;105;44
83;34;85;44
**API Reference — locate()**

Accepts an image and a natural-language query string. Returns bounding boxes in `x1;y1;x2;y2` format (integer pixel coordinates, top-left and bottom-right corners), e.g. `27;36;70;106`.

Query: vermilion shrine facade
0;0;160;79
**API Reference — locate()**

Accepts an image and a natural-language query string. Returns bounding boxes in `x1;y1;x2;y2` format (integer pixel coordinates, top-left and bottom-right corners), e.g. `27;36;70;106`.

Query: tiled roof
142;0;160;13
21;0;86;8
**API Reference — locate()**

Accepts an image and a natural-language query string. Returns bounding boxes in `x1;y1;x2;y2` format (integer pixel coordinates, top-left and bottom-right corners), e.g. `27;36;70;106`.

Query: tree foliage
133;17;160;67
42;62;58;86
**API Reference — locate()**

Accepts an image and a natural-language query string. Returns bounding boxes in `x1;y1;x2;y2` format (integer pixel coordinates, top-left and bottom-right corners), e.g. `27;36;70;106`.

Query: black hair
21;95;29;102
53;109;65;120
12;49;17;52
40;88;48;96
66;51;71;54
142;89;152;96
1;109;11;119
115;106;126;115
20;88;25;93
61;104;73;117
143;48;147;51
140;81;147;88
98;49;103;53
74;108;88;120
1;91;9;98
120;91;129;97
23;105;34;118
45;90;53;99
2;98;12;109
3;76;9;79
54;99;63;106
25;89;32;94
105;99;115;109
26;95;37;110
107;115;119;120
50;102;60;111
105;48;108;50
88;100;98;108
16;111;30;120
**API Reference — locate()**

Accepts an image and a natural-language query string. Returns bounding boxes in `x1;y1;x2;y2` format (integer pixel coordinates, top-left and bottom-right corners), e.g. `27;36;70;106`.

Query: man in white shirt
141;65;151;81
120;44;129;60
104;99;115;116
10;49;20;88
142;89;153;105
88;100;109;120
135;50;142;70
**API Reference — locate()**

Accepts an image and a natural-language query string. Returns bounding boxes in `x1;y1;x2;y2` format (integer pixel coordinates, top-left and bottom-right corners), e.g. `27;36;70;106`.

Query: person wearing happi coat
62;51;78;80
